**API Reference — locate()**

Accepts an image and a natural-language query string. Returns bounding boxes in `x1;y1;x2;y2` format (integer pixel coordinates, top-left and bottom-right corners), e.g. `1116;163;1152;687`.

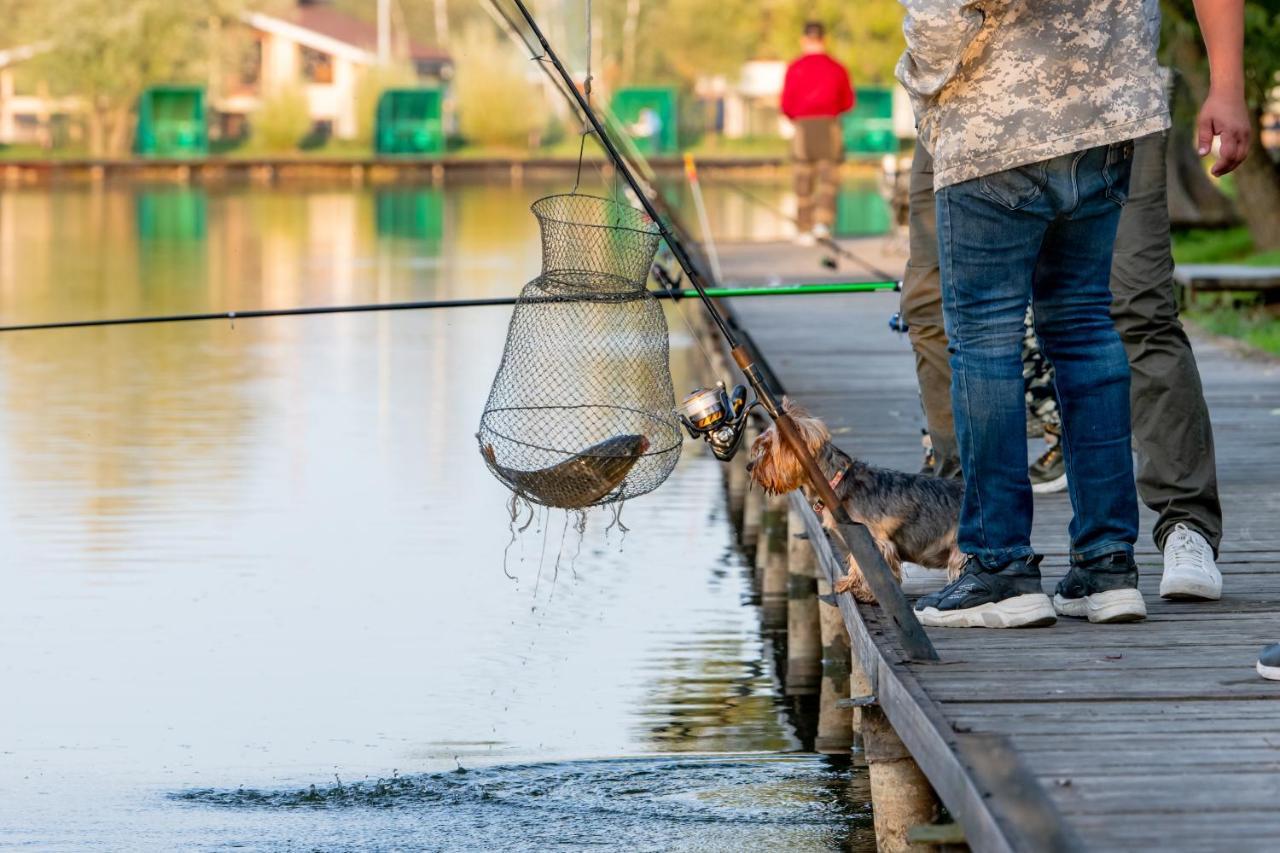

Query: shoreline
0;156;884;186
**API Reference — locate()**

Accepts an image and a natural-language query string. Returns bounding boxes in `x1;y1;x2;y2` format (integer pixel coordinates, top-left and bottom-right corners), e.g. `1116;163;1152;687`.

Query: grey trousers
900;134;1223;554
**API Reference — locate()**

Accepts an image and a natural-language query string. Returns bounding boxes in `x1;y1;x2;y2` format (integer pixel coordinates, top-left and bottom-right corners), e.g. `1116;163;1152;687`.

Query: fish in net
477;193;682;509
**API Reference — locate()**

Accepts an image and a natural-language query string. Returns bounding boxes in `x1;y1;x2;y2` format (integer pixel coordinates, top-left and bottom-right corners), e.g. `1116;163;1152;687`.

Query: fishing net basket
477;194;682;509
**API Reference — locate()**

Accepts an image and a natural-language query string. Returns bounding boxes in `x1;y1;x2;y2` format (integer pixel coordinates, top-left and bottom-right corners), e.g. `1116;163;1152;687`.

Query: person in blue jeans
896;0;1249;628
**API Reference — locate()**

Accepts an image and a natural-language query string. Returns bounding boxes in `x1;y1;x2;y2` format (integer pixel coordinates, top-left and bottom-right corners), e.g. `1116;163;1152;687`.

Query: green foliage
21;0;247;155
250;87;312;153
630;0;904;87
1171;227;1256;264
452;22;548;148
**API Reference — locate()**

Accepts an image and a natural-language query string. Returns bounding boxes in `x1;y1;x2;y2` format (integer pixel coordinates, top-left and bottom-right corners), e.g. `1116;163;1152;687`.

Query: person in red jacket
781;22;854;244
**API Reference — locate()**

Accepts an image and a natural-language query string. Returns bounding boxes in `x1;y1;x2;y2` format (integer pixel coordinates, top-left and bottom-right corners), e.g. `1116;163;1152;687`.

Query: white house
221;1;451;141
0;43;80;147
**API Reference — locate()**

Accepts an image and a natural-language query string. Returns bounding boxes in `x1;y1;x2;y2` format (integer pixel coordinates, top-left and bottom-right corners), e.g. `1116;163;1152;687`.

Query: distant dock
701;236;1280;851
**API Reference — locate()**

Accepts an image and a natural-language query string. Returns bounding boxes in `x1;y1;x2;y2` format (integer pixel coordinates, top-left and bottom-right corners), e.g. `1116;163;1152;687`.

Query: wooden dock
708;237;1280;851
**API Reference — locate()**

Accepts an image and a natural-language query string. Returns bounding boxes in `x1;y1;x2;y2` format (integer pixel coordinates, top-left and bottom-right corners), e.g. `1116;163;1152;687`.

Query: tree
1163;1;1280;250
453;22;548;148
22;0;249;157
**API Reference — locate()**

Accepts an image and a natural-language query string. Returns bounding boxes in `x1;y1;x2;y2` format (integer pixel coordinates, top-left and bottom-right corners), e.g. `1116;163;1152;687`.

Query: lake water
0;177;882;851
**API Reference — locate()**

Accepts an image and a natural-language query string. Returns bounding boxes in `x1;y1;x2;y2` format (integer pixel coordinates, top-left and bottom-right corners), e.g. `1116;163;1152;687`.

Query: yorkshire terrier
746;401;964;603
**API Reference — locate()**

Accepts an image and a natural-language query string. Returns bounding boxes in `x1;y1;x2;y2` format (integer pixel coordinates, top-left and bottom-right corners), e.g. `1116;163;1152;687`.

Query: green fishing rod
503;0;938;660
0;280;898;334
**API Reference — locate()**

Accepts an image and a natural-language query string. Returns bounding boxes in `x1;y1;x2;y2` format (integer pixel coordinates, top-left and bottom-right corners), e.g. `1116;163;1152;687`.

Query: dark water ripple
169;755;873;851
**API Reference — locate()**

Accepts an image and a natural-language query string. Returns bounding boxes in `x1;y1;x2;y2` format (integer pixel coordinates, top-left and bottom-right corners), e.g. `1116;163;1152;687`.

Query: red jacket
781;54;854;120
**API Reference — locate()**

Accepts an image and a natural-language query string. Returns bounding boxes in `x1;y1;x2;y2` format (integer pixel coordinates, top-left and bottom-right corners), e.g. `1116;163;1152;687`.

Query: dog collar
811;464;849;516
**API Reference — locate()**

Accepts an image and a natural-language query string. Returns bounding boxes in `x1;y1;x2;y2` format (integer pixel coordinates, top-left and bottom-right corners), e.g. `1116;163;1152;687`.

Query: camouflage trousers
1021;306;1061;435
900;134;1222;554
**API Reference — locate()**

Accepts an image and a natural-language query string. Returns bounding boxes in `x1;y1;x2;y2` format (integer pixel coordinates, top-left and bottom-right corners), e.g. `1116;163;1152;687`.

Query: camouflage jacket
896;0;1169;189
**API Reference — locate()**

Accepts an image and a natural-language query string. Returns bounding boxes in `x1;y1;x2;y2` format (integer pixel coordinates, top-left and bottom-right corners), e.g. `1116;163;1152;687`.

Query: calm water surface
0;178;879;851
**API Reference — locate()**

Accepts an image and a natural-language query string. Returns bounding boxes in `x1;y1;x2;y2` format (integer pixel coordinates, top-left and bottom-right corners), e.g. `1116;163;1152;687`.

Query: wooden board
716;258;1280;852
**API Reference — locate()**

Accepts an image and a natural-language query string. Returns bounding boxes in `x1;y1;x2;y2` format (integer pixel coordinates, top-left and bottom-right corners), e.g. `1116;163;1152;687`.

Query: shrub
251;86;312;153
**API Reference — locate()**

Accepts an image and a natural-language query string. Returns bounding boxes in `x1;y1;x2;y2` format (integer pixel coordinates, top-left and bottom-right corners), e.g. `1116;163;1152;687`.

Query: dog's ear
747;422;787;495
781;396;809;418
782;400;830;454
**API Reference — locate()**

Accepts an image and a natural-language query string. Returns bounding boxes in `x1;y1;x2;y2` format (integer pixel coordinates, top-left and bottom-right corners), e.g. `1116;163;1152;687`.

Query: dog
746;400;965;603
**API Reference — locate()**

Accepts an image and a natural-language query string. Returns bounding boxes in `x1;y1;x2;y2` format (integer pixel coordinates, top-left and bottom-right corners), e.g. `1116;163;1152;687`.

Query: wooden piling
863;705;941;853
725;456;748;531
815;541;854;754
785;506;821;695
759;494;789;630
739;425;762;553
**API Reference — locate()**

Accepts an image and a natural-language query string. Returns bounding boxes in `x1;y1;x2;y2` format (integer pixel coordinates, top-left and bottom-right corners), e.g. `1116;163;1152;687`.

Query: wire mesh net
477;194;682;509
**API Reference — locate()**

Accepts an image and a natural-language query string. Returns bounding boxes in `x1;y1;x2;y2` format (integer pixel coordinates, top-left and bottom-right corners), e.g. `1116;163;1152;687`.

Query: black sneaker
914;556;1056;629
1053;552;1147;623
1258;643;1280;681
1030;443;1067;494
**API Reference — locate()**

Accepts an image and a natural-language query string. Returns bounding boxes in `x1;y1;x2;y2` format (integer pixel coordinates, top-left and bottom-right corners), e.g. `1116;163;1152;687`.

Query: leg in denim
1030;145;1140;563
936;169;1049;568
937;144;1140;568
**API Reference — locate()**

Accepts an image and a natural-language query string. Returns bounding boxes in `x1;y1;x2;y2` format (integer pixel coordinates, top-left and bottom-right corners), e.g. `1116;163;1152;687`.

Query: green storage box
611;87;678;155
375;89;444;156
135;86;208;158
841;87;896;156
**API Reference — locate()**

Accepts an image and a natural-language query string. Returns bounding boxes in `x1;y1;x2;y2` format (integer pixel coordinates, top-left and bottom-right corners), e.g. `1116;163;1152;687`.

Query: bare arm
1191;0;1250;175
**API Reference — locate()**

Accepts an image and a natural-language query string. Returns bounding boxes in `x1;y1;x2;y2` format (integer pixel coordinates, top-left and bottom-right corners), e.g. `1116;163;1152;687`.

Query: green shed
841;87;896;156
135;86;207;157
611;87;678;155
375;89;444;156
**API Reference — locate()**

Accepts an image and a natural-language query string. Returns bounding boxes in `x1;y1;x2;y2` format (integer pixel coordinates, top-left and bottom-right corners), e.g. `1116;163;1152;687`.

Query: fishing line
708;176;899;282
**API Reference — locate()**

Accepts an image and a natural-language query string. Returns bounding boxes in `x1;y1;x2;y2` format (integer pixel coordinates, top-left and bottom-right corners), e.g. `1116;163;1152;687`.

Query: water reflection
0;177;871;850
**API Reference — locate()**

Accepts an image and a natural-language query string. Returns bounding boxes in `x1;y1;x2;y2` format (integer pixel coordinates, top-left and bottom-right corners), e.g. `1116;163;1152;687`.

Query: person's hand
1197;87;1251;176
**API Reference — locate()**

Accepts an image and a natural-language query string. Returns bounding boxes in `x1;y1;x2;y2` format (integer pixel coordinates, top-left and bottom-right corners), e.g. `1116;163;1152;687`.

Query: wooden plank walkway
714;238;1280;851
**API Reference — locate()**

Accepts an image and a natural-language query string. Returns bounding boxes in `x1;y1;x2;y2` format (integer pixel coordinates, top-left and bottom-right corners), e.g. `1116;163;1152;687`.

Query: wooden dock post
740;425;762;553
815;542;854;754
785;506;821;695
725;455;748;531
759;494;789;630
863;704;941;853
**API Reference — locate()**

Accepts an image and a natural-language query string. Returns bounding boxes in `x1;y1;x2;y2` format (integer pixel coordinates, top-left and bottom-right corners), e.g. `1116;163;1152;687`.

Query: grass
1185;298;1280;356
1172;227;1280;356
1171;226;1256;264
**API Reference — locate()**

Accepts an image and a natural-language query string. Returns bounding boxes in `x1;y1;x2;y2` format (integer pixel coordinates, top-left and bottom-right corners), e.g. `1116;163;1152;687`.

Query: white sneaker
811;223;831;241
794;231;816;247
900;561;949;596
1159;523;1222;601
1258;643;1280;681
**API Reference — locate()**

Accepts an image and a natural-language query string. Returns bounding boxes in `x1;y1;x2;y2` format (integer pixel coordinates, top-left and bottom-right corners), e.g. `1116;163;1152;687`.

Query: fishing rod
504;0;937;660
484;0;716;283
0;281;898;334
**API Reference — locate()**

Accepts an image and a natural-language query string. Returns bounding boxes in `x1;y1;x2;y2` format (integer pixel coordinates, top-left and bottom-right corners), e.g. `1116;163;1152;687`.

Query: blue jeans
936;143;1139;570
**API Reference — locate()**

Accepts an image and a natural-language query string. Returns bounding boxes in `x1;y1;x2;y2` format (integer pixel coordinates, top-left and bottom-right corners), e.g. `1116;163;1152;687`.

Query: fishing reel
679;382;758;462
